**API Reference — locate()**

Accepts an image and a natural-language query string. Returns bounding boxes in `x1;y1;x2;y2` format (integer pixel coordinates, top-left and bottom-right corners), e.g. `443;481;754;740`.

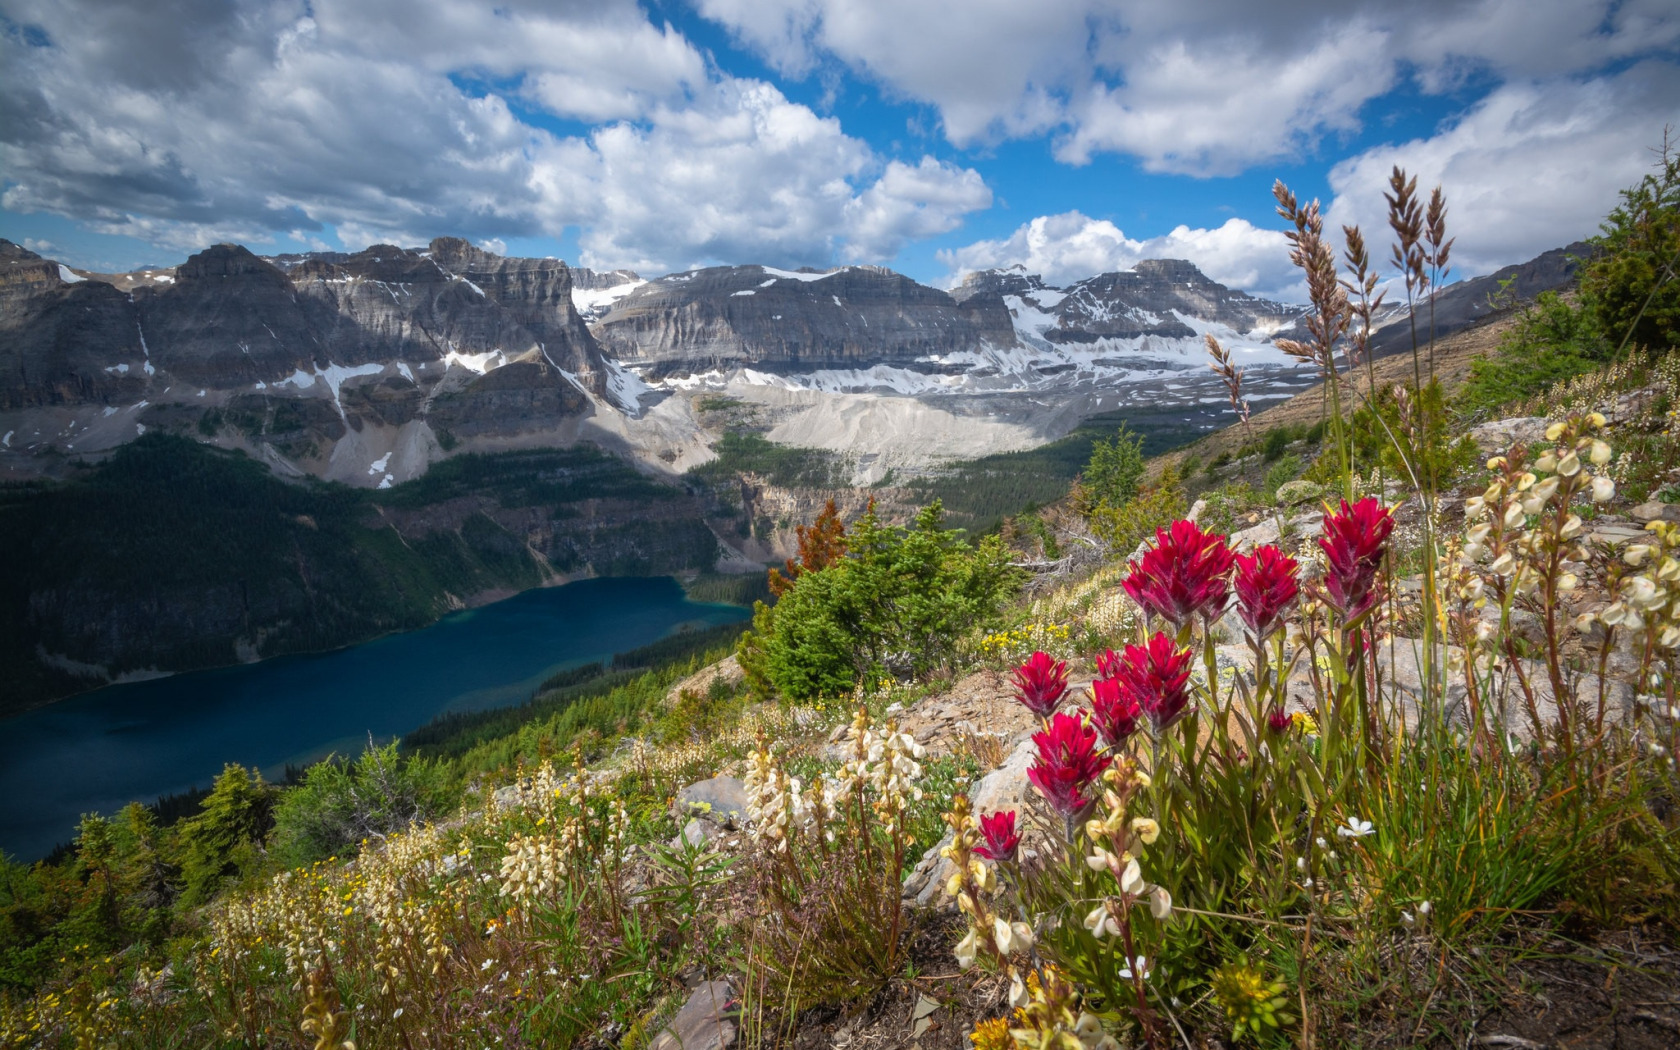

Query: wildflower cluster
1209;959;1292;1043
1079;763;1171;988
980;622;1075;664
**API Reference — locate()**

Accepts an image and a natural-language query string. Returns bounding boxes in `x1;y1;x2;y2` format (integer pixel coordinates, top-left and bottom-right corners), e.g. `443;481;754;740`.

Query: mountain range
0;236;1584;492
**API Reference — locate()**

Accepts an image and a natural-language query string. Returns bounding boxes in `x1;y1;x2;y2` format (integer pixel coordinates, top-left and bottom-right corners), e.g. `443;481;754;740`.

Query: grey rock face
0;237;612;466
590;264;1018;376
649;981;736;1050
0;241;149;410
1051;260;1301;343
673;775;748;826
956;258;1303;351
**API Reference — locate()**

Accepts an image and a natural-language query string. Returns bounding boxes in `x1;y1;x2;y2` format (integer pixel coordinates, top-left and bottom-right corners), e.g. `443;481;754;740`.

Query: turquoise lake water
0;577;749;862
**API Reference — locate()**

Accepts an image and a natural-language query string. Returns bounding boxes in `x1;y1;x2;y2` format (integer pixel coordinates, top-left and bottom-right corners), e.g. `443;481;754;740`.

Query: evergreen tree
177;765;273;906
1581;137;1680;354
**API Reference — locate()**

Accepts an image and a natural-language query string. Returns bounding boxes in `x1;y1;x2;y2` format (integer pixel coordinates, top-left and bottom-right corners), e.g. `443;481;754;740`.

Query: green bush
1455;291;1606;419
1087;467;1188;554
1580;139;1680;354
749;502;1019;700
269;742;457;869
1079;425;1146;509
1347;378;1479;487
176;765;273;906
1262;454;1302;499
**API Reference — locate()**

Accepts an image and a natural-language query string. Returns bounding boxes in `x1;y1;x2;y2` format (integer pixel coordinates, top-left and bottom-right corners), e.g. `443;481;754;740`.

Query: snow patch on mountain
572;277;646;319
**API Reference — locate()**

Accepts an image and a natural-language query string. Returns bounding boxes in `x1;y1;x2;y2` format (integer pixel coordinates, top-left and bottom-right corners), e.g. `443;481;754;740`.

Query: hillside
0;435;719;712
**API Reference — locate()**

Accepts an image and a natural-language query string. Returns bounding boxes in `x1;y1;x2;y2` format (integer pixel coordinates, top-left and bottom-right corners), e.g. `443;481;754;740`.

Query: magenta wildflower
1112;633;1195;732
1266;707;1292;734
1095;648;1123;680
1123;519;1236;626
1318;498;1395;620
1027;712;1113;819
1089;676;1143;749
975;810;1021;863
1012;651;1069;718
1234;545;1300;639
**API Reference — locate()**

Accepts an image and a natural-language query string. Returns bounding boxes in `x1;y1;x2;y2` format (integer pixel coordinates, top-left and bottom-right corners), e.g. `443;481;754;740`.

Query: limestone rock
1469;417;1550;455
1274;479;1324;507
1228;518;1281;553
674;776;748;827
649;981;736;1050
1631;501;1680;523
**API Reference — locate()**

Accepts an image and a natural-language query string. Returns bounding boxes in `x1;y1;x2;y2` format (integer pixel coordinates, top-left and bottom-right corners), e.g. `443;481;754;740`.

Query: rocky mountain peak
175;243;290;284
587;263;1018;376
0;238;44;264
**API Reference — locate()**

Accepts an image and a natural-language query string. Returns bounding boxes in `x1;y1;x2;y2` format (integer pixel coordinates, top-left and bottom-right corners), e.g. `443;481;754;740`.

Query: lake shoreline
0;576;751;862
6;569;761;722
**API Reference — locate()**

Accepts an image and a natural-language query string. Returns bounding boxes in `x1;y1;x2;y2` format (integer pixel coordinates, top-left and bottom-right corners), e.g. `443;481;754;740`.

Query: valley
0;236;1581;707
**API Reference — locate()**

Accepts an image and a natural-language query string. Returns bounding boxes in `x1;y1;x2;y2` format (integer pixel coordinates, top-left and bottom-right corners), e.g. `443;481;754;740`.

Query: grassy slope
1154;313;1518;478
900;409;1211;534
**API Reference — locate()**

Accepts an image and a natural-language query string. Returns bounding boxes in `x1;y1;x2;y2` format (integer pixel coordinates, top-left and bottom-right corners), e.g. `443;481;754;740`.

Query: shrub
269;741;457;869
1087;466;1187;556
1580;137;1680;354
748;502;1019;700
1346;378;1479;487
176;764;273;906
1079;426;1146;510
1262;454;1301;499
1455;291;1606;419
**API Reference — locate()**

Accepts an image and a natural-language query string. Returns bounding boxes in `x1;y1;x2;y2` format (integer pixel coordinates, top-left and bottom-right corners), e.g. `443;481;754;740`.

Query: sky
1;1;1676;301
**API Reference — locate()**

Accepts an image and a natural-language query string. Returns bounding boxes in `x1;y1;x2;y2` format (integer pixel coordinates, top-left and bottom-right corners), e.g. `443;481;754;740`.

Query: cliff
588;264;1019;376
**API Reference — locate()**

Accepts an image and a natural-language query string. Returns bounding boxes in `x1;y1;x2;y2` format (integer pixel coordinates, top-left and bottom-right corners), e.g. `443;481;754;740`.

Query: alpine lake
0;576;750;862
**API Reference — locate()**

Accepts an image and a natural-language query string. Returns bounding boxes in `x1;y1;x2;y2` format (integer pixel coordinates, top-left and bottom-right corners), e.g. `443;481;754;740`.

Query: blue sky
3;1;1676;299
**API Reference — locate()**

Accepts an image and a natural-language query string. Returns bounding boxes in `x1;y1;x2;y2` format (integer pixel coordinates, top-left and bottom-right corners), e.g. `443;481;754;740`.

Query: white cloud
1323;61;1680;280
940;212;1299;299
696;0;1680;174
0;0;988;272
842;157;993;261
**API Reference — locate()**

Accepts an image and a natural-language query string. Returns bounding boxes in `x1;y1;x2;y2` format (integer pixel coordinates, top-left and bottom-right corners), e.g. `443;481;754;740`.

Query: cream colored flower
1119;856;1146;895
954;928;979;968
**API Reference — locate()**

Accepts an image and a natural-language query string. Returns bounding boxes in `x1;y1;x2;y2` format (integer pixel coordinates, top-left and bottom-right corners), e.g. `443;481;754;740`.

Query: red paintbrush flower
1095;648;1123;679
1123;519;1236;626
1234;545;1300;639
1089;676;1143;749
1027;712;1113;818
1111;632;1195;732
1012;651;1069;718
1266;707;1293;734
974;810;1021;862
1318;498;1394;620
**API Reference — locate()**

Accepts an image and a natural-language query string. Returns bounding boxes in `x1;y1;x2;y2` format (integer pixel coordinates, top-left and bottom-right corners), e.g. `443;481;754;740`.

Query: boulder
648;981;736;1050
674;776;748;827
1469;417;1550;455
1631;501;1680;523
1274;479;1324;507
903;735;1038;908
1228;518;1281;554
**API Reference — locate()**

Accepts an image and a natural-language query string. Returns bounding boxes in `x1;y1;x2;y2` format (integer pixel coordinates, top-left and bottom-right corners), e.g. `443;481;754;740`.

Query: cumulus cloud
696;0;1680;174
1323;61;1680;279
0;0;989;272
946;56;1680;302
940;212;1298;299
